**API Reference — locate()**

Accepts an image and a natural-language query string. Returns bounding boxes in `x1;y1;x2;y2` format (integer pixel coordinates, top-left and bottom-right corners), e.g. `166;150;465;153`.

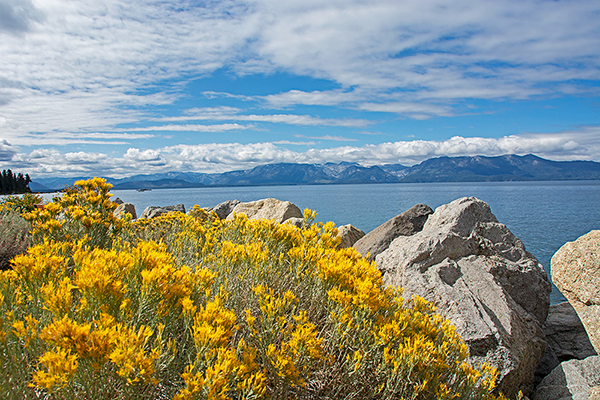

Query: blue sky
0;0;599;178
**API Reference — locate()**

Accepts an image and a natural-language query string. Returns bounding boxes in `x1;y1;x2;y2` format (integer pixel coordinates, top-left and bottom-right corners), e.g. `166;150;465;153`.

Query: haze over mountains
30;154;600;192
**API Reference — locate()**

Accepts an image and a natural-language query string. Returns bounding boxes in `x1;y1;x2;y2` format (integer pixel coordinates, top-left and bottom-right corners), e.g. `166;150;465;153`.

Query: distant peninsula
30;154;600;192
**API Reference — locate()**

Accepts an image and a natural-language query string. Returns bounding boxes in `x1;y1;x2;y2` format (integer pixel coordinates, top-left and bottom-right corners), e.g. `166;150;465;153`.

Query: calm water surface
107;180;600;304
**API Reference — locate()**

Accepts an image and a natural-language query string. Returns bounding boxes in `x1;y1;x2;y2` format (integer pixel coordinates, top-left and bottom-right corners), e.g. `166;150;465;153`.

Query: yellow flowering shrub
22;177;124;248
0;193;44;214
0;178;505;399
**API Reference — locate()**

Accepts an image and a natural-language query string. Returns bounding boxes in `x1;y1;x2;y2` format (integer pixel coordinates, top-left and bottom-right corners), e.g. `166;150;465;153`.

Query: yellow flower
73;246;133;309
31;347;78;393
11;240;69;282
42;277;75;317
39;316;91;356
12;314;39;347
108;324;158;385
181;296;197;319
192;296;238;352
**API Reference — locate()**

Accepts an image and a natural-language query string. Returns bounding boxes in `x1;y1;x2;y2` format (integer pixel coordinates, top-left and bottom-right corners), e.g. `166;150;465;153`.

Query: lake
87;180;600;304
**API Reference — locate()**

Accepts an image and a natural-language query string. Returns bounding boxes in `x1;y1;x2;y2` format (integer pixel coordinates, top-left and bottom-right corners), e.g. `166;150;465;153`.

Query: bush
0;193;44;214
22;178;125;248
0;178;502;399
0;209;31;271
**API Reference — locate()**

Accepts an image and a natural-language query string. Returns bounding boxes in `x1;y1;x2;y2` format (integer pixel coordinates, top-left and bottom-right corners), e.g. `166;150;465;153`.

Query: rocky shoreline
114;197;600;398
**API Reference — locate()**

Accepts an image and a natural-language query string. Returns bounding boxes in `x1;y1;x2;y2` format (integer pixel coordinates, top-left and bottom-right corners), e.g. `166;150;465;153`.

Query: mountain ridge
31;154;600;191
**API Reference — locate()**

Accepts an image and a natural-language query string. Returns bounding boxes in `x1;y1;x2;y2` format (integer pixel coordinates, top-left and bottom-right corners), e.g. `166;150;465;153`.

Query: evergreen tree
0;170;32;194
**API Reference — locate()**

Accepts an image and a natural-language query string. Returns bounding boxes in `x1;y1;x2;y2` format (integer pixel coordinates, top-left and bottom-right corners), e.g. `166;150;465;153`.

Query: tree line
0;170;32;195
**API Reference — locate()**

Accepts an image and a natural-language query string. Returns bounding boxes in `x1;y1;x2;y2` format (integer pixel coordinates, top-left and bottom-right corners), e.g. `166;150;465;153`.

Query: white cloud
0;0;43;35
359;102;454;120
128;123;249;132
5;131;156;146
0;0;596;144
262;89;362;108
0;139;17;161
159;107;371;127
272;140;316;146
12;126;600;178
124;148;161;162
294;135;357;142
0;0;597;169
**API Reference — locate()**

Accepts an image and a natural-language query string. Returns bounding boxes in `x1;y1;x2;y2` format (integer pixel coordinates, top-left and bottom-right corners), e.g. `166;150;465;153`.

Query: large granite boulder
140;204;186;219
376;197;551;397
211;200;241;220
114;203;137;219
227;198;302;224
354;204;433;261
533;356;600;400
551;230;600;355
336;224;365;248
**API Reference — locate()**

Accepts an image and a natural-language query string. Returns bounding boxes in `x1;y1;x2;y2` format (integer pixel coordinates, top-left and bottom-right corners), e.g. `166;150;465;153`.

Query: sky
0;0;599;179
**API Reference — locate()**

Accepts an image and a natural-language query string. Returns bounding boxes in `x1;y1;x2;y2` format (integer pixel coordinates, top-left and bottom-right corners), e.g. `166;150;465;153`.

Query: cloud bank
6;126;598;178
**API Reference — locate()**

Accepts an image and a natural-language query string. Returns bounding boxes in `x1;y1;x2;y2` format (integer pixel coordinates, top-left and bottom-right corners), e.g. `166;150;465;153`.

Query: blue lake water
107;180;600;305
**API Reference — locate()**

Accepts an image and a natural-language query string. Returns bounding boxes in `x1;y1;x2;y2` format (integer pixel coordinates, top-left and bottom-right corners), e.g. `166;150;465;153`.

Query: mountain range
30;154;600;192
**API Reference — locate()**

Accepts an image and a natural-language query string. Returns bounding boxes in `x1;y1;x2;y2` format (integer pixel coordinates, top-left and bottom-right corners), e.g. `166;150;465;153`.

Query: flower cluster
0;178;505;399
23;177;125;248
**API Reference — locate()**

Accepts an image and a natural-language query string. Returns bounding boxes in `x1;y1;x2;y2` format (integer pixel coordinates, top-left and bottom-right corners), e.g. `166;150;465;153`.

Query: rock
354;204;433;260
544;302;597;362
533;356;600;400
226;198;302;223
140;204;186;219
211;200;241;220
536;346;561;388
113;203;137;219
376;197;551;397
336;224;365;248
535;302;597;387
113;197;124;204
284;217;304;228
551;230;600;355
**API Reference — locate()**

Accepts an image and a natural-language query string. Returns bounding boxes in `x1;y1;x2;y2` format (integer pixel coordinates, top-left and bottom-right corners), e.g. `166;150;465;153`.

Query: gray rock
211;200;241;220
376;197;551;397
551;230;600;355
534;356;600;400
354;204;433;260
113;203;137;219
113;197;124;205
336;224;365;248
535;302;597;387
545;302;597;362
140;203;186;219
536;346;561;388
284;217;304;228
226;198;302;223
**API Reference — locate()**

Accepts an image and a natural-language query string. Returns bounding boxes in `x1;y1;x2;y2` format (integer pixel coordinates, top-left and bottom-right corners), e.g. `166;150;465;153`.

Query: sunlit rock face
376;197;551;397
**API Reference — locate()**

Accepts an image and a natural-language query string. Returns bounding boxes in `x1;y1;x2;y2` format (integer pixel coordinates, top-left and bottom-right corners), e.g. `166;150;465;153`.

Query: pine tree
0;170;32;194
